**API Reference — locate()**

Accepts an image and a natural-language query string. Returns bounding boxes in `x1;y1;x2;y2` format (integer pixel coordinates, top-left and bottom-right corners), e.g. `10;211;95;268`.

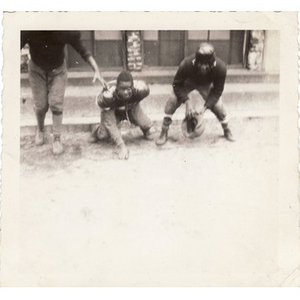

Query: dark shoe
35;129;45;146
143;127;156;141
88;125;100;143
156;126;169;146
224;128;235;142
53;136;64;155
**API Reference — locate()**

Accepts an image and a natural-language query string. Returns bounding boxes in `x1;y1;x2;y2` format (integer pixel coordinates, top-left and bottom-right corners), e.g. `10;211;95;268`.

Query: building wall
143;31;159;66
143;30;245;67
263;31;279;72
20;30;278;72
67;31;94;69
94;31;124;67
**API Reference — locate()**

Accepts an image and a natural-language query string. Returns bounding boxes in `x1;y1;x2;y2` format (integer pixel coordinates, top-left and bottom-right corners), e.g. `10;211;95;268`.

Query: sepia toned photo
1;12;299;287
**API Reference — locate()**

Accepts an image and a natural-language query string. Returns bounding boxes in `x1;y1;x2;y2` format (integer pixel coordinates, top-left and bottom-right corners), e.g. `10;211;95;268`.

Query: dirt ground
17;117;282;286
20;117;277;171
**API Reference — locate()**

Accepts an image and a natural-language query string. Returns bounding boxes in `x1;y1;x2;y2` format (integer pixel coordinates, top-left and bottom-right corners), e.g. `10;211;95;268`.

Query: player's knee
211;99;224;113
35;103;49;114
164;93;180;114
97;127;109;140
50;107;63;115
211;106;227;122
49;100;63;115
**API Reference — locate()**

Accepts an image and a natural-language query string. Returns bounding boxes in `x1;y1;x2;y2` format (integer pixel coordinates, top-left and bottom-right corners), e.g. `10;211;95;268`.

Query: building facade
21;30;279;73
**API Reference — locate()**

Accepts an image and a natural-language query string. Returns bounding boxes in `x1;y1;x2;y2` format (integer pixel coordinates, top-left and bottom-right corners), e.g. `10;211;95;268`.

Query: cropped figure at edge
21;31;107;155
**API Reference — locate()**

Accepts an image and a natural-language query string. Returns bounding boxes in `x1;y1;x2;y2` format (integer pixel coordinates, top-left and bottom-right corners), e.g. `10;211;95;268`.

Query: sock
163;115;173;127
52;112;63;137
220;115;230;129
35;110;47;131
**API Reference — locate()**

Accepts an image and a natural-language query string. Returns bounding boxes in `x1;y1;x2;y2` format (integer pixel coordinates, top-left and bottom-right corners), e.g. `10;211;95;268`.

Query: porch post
247;30;265;71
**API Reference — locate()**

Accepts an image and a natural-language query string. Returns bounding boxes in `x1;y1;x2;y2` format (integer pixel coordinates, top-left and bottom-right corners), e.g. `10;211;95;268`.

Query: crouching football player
89;70;155;160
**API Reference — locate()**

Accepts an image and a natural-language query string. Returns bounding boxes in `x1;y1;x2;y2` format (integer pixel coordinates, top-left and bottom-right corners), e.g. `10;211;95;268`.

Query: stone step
20;83;279;122
20;68;279;87
20;110;279;137
21;82;280;97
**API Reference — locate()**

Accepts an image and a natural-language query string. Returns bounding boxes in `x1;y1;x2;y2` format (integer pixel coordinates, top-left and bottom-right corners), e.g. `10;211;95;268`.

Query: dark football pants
164;83;228;123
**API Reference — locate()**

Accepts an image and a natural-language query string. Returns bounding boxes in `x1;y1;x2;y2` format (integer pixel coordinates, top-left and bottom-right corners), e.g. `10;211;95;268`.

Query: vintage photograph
1;12;299;287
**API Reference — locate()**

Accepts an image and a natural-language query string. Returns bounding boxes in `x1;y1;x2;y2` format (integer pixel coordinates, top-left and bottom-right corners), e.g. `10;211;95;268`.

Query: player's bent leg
221;118;235;142
52;111;64;155
128;104;155;140
34;109;48;146
48;63;68;155
211;98;235;142
156;92;181;146
29;61;49;146
88;123;109;143
156;116;172;146
88;124;101;143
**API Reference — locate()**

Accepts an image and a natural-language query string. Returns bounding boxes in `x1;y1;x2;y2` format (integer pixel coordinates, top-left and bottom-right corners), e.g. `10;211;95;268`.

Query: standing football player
21;31;107;155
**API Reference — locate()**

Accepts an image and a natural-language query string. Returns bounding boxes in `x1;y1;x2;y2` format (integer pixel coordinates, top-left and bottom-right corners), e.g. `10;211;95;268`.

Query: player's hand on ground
185;99;196;119
117;144;129;160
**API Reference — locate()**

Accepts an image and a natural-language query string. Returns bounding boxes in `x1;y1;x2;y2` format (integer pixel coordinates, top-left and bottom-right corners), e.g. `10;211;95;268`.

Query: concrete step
20;110;279;137
21;82;280;97
20;68;280;87
20;83;279;123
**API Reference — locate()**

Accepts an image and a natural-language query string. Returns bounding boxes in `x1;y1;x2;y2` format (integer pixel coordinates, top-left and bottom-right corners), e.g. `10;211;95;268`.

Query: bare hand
117;144;129;160
185;99;196;119
93;71;108;89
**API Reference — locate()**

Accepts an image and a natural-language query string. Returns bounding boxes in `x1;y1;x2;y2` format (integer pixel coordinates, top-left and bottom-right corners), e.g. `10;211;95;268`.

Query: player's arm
172;61;196;119
172;61;189;103
101;109;129;160
96;87;129;159
205;63;227;109
68;31;107;88
86;56;107;88
101;109;124;146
